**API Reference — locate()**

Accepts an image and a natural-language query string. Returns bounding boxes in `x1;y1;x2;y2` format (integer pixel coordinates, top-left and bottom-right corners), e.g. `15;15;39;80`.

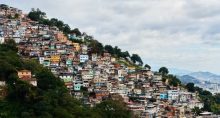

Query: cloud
2;0;220;74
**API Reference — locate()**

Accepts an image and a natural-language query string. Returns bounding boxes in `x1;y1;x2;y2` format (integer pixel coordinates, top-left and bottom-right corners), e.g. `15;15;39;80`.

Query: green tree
0;4;9;10
186;83;195;92
36;68;64;90
168;75;181;87
88;40;104;55
71;28;82;36
113;46;122;58
3;39;18;52
14;13;20;19
121;51;130;59
159;67;169;75
192;107;201;116
130;54;143;66
28;8;46;21
104;45;114;55
94;100;133;118
144;64;151;70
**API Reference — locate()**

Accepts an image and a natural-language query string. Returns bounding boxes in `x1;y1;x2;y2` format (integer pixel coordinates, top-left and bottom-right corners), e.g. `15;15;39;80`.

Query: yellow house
50;55;60;62
72;43;80;51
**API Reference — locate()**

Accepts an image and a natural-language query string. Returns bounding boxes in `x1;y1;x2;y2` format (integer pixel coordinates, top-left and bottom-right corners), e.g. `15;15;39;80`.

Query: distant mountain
178;75;201;84
169;68;192;76
189;71;220;83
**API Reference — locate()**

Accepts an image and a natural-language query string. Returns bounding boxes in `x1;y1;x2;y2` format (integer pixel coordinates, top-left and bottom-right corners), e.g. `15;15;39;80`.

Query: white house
39;57;45;64
0;37;4;44
81;45;88;54
168;90;179;101
188;100;204;109
92;53;97;61
0;81;6;86
80;54;89;63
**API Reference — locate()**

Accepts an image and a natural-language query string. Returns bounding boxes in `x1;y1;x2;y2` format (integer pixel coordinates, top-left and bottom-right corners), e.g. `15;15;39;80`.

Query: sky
1;0;220;75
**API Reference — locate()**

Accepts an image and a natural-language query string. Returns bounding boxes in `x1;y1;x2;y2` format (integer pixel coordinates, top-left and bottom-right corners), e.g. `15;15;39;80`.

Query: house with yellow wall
50;55;60;62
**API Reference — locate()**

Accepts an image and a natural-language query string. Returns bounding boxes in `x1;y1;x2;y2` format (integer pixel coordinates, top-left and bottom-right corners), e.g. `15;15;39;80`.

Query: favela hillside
0;4;220;118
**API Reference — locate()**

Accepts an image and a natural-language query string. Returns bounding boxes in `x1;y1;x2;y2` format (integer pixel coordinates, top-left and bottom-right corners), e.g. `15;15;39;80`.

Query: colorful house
43;58;50;67
160;93;168;100
17;70;32;79
55;32;67;42
74;82;83;91
17;70;37;86
72;43;80;51
50;55;60;62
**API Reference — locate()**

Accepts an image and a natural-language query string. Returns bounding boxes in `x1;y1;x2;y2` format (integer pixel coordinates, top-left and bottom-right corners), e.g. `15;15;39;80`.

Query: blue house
160;93;168;100
74;81;83;91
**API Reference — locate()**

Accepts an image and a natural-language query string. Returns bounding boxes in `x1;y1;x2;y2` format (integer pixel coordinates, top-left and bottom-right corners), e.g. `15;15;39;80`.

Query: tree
28;8;46;21
104;45;114;55
113;46;122;58
121;51;130;59
50;18;59;26
130;54;143;66
0;4;9;10
94;100;133;118
144;64;151;70
14;13;20;19
88;40;104;55
186;83;195;92
159;67;169;75
3;39;18;52
36;68;64;90
63;24;71;34
71;28;81;36
167;75;181;87
192;107;201;116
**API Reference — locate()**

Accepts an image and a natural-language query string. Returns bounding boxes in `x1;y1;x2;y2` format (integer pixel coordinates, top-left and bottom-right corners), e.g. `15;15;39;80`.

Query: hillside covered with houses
0;4;220;118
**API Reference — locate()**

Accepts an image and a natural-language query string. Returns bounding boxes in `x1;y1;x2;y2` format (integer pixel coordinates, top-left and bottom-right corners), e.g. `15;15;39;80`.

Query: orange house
17;70;37;86
17;70;32;79
55;32;68;42
72;43;80;51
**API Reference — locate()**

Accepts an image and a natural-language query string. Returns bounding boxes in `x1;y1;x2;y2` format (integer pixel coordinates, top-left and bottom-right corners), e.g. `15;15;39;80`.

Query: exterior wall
72;43;80;51
74;84;82;91
50;55;60;62
0;37;4;44
188;102;204;109
17;70;32;79
168;90;179;101
92;54;97;61
43;59;50;67
55;32;67;42
160;93;168;99
30;80;37;86
0;81;6;86
80;55;89;63
59;75;73;83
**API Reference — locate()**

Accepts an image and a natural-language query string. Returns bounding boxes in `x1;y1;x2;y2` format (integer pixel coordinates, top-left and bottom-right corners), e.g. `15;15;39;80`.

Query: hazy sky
2;0;220;74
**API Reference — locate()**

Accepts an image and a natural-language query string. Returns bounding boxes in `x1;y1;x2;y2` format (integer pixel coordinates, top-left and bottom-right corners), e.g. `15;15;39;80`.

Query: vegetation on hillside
185;82;220;114
159;67;181;87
